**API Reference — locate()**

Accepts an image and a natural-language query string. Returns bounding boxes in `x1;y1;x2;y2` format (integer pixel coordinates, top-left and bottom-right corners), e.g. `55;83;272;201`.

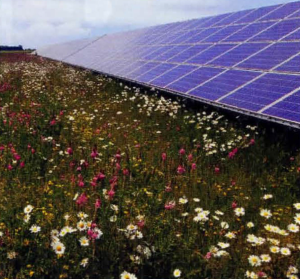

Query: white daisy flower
260;209;272;219
24;205;34;214
173;269;182;278
80;258;89;267
53;242;65;255
248;255;261;267
79;236;89;246
30;225;41;233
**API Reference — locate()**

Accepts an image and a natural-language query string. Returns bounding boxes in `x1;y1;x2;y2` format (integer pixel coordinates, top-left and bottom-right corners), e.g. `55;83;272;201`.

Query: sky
0;0;297;49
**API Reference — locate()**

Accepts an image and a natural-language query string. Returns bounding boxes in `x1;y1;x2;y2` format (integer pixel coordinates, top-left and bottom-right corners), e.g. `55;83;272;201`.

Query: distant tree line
0;45;23;51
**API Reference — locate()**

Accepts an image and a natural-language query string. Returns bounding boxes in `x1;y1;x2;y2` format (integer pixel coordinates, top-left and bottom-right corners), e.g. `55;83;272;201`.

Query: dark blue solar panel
276;55;300;73
114;61;145;76
151;65;198;87
264;107;300;122
138;46;159;59
136;63;176;83
185;27;221;43
156;45;191;62
127;62;160;79
170;29;204;44
187;44;236;65
203;25;244;43
143;46;174;60
289;9;300;17
224;22;274;42
200;13;231;28
259;2;300;21
220;73;300;111
210;43;269;67
263;91;300;122
235;4;281;23
250;19;300;41
189;70;260;101
285;29;300;41
168;45;211;63
212;10;254;27
239;42;300;70
179;19;202;30
155;32;185;44
166;67;223;93
182;17;214;30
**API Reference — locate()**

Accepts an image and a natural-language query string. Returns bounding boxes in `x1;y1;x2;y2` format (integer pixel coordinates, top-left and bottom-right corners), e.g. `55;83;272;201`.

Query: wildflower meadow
0;53;299;279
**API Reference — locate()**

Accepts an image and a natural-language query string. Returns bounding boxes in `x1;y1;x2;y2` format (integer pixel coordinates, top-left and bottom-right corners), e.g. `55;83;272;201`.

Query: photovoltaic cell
184;27;221;43
182;17;214;30
143;46;175;60
166;67;223;93
187;44;236;65
289;10;300;17
127;62;160;79
155;45;191;62
235;4;281;23
220;74;300;111
168;45;211;63
259;1;300;21
188;70;260;100
203;25;245;43
263;91;300;122
200;13;231;28
170;29;204;44
154;32;185;45
212;10;253;26
210;43;269;67
276;55;300;73
238;42;300;70
136;63;176;83
284;29;300;41
151;65;198;87
250;19;300;41
223;22;274;42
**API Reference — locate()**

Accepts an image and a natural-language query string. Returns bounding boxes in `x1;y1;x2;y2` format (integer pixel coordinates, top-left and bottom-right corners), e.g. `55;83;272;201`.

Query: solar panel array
37;1;300;128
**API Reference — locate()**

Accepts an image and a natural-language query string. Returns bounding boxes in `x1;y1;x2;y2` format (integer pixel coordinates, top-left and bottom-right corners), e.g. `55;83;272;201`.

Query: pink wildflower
76;193;88;206
165;201;176;210
177;165;186;175
204;252;212;259
95;199;101;209
231;201;237;209
67;147;73;155
179;148;185;156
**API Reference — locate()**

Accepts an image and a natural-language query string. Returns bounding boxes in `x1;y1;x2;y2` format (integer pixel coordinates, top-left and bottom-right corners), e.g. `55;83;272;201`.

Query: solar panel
289;9;300;17
210;43;269;67
235;4;281;23
38;1;300;129
223;22;276;42
238;42;300;70
285;28;300;40
219;74;300;111
250;19;300;41
276;55;300;73
186;44;237;64
166;67;224;93
262;91;300;122
189;70;260;100
259;1;300;21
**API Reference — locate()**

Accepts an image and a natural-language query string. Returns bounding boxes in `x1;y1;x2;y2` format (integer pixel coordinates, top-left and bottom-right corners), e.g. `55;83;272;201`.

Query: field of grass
0;54;300;279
